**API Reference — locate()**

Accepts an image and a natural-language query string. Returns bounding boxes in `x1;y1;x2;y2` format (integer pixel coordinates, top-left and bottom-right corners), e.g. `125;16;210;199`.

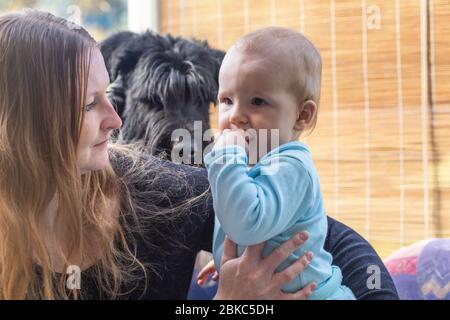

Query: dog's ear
211;48;225;62
194;39;225;105
109;32;163;82
206;45;226;67
208;47;225;82
99;31;138;81
193;39;225;83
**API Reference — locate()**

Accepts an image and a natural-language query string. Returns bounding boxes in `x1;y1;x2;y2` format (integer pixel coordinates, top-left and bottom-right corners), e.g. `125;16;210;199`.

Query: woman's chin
79;154;110;174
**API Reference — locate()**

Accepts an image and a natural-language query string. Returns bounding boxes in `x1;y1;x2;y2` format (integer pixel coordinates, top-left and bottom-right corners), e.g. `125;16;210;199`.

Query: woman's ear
294;100;317;131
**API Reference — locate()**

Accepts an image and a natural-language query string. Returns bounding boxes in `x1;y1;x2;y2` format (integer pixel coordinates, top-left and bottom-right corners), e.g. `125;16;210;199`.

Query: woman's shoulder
325;217;399;300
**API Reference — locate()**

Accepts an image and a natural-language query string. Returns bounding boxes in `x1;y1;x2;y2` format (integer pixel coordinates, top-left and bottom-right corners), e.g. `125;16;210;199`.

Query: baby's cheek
217;114;230;131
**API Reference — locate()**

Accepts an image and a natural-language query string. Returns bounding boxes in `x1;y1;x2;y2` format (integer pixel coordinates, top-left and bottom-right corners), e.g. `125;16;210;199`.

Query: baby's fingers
197;275;210;286
197;262;217;286
197;268;211;281
197;272;211;286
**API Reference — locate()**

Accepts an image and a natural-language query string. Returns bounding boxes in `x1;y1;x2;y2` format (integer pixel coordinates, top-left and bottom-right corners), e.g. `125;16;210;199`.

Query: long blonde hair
0;10;148;299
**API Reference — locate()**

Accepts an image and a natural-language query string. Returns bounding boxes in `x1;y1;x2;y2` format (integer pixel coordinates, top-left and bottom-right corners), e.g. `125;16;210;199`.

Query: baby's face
217;51;300;159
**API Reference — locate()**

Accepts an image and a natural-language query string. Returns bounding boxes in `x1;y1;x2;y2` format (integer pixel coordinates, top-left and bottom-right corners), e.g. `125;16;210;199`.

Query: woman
0;10;398;300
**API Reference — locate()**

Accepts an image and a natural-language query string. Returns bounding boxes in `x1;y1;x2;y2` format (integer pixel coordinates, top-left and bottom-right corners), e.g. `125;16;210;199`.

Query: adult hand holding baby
213;231;316;300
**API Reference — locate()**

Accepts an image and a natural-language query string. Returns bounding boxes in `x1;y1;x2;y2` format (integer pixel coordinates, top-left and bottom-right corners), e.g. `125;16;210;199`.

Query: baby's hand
197;260;219;286
214;129;248;151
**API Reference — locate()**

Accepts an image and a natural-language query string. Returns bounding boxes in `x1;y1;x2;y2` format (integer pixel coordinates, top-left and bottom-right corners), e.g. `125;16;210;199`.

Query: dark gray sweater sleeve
325;217;399;300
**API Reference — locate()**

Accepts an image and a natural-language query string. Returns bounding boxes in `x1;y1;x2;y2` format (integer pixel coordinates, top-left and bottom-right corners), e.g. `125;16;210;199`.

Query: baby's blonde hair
228;27;322;134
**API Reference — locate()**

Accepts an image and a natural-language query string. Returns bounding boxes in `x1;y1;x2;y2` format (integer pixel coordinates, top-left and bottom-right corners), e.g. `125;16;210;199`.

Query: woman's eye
84;100;97;112
251;97;267;106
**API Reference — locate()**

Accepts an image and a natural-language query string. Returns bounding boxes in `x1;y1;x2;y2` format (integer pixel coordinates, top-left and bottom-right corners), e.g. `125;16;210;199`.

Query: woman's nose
101;99;122;131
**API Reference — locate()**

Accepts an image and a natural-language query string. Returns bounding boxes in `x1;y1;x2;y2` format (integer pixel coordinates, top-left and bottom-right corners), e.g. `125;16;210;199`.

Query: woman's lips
94;140;108;147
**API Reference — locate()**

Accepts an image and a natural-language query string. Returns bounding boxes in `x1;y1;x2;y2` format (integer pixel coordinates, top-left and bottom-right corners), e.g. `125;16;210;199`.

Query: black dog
100;31;224;164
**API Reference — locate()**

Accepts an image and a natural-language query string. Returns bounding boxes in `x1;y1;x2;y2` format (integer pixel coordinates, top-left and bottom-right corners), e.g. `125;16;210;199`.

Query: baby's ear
294;100;317;131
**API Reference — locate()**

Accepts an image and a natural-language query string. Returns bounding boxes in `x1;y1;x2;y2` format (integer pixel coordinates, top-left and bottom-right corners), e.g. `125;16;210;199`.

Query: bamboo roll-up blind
160;0;450;258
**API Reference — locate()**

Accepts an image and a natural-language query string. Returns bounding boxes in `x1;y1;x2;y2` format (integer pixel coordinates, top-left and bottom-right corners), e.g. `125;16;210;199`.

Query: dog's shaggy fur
100;31;224;163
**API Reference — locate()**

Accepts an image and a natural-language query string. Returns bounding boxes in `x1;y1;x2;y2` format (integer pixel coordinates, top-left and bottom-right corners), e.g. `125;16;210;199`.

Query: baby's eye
220;97;233;105
251;97;267;106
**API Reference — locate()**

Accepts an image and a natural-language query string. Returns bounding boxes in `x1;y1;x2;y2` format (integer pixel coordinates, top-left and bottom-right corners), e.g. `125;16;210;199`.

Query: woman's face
77;49;122;174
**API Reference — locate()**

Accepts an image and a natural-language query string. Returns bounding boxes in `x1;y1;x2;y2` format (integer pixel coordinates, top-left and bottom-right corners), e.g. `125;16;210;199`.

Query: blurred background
0;0;128;39
1;0;449;259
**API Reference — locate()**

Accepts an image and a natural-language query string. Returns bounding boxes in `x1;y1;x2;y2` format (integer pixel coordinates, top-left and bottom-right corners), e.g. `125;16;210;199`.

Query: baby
200;27;355;300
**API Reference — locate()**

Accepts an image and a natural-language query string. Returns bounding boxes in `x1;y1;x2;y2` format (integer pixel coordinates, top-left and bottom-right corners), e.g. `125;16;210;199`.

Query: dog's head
100;31;224;163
